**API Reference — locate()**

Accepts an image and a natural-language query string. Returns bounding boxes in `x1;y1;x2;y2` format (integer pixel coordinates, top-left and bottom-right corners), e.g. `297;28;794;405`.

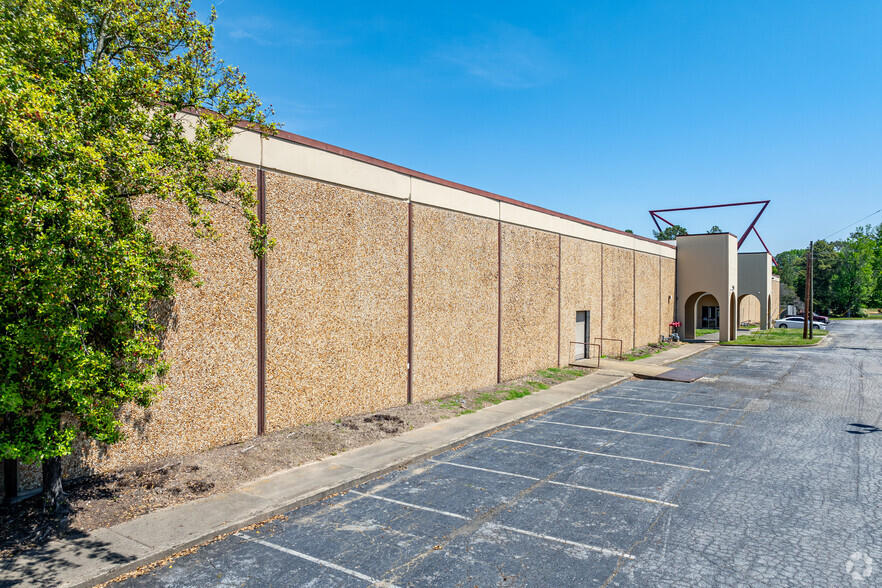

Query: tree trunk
42;456;65;513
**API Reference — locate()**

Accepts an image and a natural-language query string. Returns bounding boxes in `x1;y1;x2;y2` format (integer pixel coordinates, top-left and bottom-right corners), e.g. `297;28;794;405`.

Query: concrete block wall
601;245;635;357
661;257;676;332
559;237;602;365
19;167;261;491
263;172;409;430
500;224;560;380
411;205;498;401
634;252;662;351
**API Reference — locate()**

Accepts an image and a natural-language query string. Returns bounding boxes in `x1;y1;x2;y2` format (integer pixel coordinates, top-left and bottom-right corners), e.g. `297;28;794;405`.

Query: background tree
707;225;722;233
652;224;688;241
778;283;802;311
831;227;877;315
775;223;882;317
0;0;273;510
773;249;805;289
868;223;882;310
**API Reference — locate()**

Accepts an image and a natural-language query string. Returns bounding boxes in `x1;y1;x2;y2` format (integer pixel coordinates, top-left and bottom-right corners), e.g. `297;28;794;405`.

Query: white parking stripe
610;386;723;398
235;532;398;587
568;406;743;426
486;522;635;560
349;490;467;519
597;396;748;411
349;491;634;560
535;420;730;446
496;438;711;472
427;459;678;507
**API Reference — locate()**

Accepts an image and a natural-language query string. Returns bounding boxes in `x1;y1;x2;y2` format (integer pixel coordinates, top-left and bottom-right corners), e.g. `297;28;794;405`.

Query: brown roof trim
677;232;738;238
238;122;675;251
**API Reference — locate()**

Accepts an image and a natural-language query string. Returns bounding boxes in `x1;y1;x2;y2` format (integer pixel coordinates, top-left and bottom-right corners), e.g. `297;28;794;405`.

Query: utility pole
808;241;814;339
803;243;811;339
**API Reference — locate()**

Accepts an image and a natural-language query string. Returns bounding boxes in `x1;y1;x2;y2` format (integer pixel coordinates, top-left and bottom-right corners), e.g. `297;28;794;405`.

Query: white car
774;316;825;330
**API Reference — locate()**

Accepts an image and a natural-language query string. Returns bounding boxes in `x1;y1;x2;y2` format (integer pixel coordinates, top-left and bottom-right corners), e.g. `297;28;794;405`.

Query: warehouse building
5;126;778;496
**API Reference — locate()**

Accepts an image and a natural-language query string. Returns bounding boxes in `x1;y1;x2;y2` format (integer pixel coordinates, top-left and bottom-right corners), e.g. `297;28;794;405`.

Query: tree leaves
652;224;688;241
775;224;882;316
0;0;274;463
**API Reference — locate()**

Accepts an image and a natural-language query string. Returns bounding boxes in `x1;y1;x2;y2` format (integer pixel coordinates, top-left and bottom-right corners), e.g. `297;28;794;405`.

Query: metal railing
569;342;601;368
594;337;623;361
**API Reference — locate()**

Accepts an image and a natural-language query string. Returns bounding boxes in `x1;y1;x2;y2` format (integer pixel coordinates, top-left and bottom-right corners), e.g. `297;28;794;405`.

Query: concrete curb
718;333;832;348
3;344;714;588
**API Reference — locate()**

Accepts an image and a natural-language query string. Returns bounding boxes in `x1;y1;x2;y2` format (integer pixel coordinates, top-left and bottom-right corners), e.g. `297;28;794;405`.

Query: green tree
778;282;802;310
0;0;273;510
652;224;688;241
707;225;722;233
773;249;805;291
831;227;877;315
868;223;882;309
796;240;838;315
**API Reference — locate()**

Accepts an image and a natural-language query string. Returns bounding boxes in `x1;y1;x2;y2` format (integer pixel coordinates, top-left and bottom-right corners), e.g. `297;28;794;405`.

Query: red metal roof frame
648;200;776;264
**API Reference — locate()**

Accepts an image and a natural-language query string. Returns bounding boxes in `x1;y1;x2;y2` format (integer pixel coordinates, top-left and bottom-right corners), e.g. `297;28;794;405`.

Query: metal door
575;311;590;360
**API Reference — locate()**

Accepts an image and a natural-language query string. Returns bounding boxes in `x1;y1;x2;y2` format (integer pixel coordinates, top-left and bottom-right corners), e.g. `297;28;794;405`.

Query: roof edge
238;123;675;251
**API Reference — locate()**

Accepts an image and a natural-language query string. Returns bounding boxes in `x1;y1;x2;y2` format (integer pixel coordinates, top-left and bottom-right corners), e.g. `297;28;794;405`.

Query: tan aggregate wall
661;257;676;332
739;295;761;323
19;166;262;491
411;205;498;401
500;224;559;380
263;172;408;431
559;237;602;365
634;251;661;347
771;279;781;320
601;245;635;356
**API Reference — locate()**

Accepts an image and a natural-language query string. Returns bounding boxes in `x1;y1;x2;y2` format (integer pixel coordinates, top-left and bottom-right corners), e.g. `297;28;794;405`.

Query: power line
822;208;882;241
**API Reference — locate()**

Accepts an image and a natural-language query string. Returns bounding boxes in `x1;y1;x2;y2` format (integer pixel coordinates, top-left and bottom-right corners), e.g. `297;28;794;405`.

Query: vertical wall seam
674;249;679;326
557;234;562;367
658;257;664;336
632;250;636;350
407;201;413;404
497;221;502;383
600;244;604;347
256;168;266;436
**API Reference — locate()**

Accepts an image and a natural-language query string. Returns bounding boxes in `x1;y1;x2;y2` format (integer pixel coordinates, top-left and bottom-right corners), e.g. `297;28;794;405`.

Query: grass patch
428;364;591;417
537;367;584;381
620;341;678;361
502;387;532;401
695;329;718;336
831;316;882;320
473;392;504;409
436;395;465;410
473;386;534;408
720;328;827;346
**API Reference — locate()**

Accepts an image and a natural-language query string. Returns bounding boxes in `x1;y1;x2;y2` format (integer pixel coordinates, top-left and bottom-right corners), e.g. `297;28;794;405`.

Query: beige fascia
224;126;676;259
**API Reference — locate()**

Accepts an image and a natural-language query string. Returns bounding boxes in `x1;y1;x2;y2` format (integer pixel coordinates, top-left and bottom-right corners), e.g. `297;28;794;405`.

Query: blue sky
194;0;882;254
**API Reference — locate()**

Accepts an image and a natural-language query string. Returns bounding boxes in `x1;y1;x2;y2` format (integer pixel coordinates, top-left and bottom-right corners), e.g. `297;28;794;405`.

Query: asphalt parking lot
120;320;882;587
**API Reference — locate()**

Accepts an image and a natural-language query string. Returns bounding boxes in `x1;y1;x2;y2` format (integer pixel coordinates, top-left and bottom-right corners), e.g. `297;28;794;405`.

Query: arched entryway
737;292;770;330
682;290;737;342
737;293;760;328
683;291;720;340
